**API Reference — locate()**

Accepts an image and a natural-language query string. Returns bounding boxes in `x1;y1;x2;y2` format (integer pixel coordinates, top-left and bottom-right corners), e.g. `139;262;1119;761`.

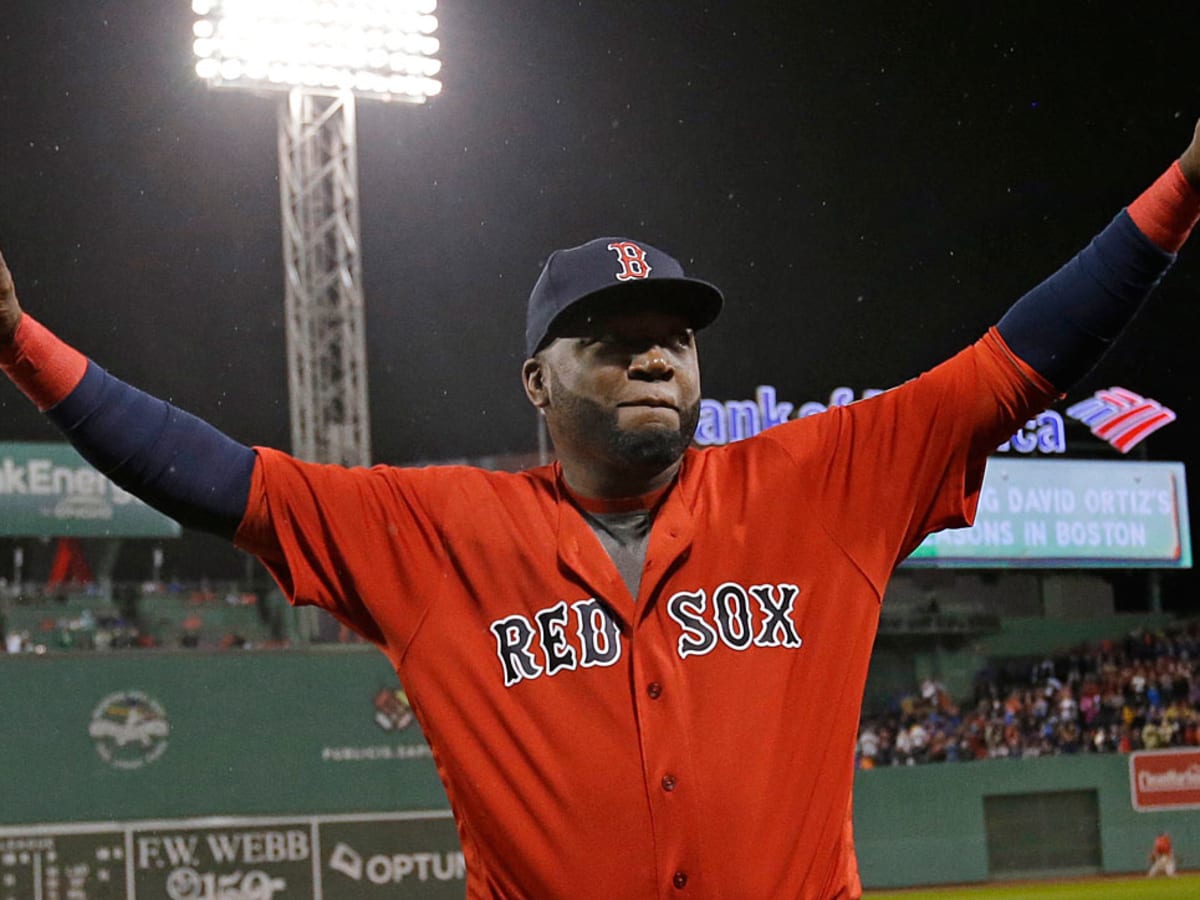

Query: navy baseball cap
525;237;724;357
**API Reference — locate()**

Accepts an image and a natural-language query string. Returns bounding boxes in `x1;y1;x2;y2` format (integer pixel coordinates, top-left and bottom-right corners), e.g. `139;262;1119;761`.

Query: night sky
2;2;1198;596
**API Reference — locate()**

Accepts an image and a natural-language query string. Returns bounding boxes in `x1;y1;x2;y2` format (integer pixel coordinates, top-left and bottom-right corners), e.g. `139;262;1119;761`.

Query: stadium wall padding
2;650;1198;890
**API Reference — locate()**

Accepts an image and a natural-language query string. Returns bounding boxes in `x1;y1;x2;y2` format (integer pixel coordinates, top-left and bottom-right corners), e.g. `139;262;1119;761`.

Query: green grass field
866;873;1200;899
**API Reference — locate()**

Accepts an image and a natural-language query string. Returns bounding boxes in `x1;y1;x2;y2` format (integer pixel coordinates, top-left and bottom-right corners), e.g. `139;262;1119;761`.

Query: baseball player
2;121;1199;898
1148;830;1177;877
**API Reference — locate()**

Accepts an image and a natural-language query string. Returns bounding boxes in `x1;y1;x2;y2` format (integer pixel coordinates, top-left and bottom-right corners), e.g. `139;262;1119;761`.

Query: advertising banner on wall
1130;748;1200;812
906;458;1191;568
0;442;181;538
0;813;463;900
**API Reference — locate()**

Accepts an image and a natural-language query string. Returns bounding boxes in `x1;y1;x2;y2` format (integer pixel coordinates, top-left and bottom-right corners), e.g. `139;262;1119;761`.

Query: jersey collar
551;456;698;625
557;474;672;516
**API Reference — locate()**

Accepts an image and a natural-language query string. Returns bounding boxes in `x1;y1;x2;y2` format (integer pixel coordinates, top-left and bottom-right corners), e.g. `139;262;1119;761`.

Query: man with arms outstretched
2;123;1199;898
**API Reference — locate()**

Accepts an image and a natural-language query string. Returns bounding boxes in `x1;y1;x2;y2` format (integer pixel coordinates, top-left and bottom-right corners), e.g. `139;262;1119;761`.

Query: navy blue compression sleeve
996;210;1174;390
45;362;256;540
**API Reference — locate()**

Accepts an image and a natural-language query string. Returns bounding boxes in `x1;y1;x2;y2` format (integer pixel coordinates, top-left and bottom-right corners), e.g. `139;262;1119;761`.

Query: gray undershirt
582;508;654;599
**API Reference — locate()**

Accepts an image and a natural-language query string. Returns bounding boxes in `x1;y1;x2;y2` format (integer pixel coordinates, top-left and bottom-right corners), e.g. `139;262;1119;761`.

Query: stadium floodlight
191;1;444;467
192;0;442;103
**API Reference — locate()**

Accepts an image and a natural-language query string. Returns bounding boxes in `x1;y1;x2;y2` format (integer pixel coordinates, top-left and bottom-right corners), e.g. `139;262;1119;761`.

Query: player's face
527;308;701;479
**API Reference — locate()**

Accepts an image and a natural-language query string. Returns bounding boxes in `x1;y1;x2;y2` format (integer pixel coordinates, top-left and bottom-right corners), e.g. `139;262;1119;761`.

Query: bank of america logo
1065;387;1175;454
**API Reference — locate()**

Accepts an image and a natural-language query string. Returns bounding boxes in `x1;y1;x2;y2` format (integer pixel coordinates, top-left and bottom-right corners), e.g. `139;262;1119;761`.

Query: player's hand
0;246;23;345
1181;117;1200;192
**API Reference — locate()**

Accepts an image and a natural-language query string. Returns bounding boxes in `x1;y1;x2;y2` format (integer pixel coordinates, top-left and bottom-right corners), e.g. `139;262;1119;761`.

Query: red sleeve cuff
1127;160;1200;253
0;315;90;411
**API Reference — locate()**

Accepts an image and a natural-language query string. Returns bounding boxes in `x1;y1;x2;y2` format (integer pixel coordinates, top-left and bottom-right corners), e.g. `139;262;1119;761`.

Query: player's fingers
0;247;23;342
0;249;15;296
1180;119;1200;191
0;248;12;292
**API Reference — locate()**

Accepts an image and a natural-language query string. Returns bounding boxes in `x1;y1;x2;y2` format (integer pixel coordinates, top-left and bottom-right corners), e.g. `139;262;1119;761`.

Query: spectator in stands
894;724;914;766
857;725;879;767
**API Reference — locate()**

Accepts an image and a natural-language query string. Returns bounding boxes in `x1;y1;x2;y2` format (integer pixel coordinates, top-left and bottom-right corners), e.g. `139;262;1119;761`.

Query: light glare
192;0;442;102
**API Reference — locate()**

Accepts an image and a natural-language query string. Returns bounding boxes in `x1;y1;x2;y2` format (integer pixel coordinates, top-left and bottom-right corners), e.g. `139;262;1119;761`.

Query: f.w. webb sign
1130;749;1200;811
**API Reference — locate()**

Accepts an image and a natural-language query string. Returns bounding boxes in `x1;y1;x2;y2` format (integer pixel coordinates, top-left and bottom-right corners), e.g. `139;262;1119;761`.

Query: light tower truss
278;88;370;465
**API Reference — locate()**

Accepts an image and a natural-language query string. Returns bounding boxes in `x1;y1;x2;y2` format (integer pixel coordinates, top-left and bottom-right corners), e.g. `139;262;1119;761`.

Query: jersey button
673;871;688;889
661;774;677;792
647;682;663;699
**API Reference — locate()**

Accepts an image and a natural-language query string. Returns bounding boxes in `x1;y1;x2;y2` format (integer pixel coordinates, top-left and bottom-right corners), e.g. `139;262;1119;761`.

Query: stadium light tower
191;0;442;465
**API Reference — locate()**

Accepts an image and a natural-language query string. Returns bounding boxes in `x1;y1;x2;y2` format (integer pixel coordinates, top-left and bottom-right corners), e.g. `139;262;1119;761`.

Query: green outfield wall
3;649;1200;895
854;754;1200;888
0;648;447;823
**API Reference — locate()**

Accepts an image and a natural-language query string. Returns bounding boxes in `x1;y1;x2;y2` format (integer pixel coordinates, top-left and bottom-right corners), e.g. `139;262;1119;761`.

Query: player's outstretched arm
0;247;257;539
995;117;1200;391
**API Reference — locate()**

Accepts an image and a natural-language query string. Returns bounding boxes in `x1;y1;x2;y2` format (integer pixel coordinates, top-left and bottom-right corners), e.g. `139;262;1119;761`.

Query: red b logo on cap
607;241;653;281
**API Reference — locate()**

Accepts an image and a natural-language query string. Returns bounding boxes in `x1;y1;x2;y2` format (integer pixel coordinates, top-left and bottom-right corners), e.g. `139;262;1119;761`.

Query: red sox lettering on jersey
607;240;653;281
489;581;803;686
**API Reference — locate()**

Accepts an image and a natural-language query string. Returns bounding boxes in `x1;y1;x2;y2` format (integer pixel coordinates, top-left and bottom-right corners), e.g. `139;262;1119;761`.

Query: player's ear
522;356;550;410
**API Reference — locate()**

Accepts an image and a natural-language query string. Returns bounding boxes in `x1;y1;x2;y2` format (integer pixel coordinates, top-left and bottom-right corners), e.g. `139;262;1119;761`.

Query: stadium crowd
0;580;283;652
857;623;1200;767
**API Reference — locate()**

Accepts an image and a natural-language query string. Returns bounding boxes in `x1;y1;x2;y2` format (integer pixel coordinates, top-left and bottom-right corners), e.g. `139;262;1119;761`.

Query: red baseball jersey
234;328;1056;898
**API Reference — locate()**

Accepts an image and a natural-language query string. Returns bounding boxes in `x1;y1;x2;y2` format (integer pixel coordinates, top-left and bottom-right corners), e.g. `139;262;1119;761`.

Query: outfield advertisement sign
907;458;1191;568
1129;749;1200;812
0;442;181;538
0;813;462;899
